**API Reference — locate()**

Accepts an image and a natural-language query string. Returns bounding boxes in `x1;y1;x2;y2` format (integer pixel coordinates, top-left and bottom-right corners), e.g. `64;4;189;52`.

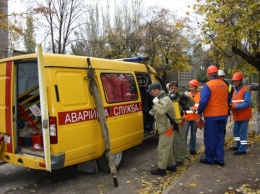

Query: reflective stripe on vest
185;110;196;114
232;100;244;103
184;92;200;121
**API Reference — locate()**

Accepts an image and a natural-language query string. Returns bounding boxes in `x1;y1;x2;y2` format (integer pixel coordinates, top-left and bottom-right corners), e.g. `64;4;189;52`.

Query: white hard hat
218;70;225;76
166;83;170;89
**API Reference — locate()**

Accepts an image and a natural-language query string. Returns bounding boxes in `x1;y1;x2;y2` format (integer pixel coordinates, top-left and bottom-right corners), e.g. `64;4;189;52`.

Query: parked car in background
250;83;259;91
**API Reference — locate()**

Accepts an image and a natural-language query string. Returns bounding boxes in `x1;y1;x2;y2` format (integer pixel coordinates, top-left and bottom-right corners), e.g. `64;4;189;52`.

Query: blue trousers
204;118;227;163
233;120;249;152
184;120;197;152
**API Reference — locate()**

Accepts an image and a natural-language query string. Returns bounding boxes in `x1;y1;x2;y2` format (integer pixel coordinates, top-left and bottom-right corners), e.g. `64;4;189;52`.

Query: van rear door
0;61;14;154
37;45;51;171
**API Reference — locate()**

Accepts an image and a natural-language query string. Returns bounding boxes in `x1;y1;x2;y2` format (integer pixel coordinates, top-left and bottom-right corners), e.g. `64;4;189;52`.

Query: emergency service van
0;45;179;174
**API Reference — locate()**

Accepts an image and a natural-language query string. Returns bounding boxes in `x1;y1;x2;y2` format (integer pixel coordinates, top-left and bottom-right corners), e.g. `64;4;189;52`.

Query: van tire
97;152;123;172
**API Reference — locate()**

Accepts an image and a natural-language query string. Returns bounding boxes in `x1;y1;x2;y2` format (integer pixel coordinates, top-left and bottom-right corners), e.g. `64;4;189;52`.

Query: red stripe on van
58;102;142;125
5;61;13;153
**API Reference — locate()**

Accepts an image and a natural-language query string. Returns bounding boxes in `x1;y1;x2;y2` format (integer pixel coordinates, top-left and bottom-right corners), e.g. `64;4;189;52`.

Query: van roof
0;53;156;73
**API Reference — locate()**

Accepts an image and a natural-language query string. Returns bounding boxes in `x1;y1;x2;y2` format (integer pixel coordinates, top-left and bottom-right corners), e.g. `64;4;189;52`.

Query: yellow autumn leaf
98;184;104;188
189;183;197;187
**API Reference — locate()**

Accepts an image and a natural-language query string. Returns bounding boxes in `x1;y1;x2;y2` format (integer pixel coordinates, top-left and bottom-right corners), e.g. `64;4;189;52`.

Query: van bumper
51;153;65;170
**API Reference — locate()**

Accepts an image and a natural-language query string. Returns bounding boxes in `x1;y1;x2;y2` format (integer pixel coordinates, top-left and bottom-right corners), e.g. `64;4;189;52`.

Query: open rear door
37;44;51;171
0;61;13;154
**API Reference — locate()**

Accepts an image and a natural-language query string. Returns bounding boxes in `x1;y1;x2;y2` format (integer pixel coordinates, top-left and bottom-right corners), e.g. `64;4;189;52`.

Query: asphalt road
0;136;161;194
0;127;206;194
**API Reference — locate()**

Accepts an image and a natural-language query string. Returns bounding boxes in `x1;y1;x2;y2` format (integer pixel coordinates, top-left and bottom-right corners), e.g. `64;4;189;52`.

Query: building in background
166;66;197;90
0;0;8;59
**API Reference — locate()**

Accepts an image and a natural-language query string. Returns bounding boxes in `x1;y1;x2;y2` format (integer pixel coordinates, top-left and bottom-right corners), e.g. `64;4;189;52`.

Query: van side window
101;73;138;103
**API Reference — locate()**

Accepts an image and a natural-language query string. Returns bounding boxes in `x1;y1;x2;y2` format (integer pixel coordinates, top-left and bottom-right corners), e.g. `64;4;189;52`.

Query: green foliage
195;0;260;71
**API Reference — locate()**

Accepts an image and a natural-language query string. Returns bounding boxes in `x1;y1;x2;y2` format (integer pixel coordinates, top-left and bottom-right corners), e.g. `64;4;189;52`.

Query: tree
142;7;192;78
24;14;36;53
34;0;86;54
71;0;195;79
195;0;260;133
72;0;145;58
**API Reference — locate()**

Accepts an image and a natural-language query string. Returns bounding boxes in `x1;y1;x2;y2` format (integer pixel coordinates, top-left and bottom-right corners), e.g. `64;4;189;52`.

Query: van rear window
101;73;138;103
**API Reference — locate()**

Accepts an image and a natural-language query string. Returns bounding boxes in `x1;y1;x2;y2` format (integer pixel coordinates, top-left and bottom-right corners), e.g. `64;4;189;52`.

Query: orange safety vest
203;79;228;117
184;92;200;121
232;86;252;121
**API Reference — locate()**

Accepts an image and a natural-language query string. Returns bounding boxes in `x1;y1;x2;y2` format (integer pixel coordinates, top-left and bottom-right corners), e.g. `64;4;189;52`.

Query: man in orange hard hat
198;65;229;167
229;72;252;155
184;79;201;155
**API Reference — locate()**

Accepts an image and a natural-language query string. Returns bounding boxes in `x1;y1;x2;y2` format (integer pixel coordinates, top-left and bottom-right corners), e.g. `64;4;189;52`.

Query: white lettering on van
64;109;99;124
104;109;109;117
83;111;88;119
71;112;78;123
113;104;139;116
89;109;97;119
65;114;72;123
59;103;140;125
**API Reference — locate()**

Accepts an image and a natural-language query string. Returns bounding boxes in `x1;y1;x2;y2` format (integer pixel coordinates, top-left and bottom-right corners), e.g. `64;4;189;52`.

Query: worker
184;79;201;155
198;65;229;167
218;69;234;98
168;81;195;166
229;72;252;155
148;82;177;175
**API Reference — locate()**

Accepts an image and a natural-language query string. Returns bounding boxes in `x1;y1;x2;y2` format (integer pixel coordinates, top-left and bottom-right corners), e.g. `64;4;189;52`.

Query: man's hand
153;97;159;104
184;91;190;97
149;109;154;116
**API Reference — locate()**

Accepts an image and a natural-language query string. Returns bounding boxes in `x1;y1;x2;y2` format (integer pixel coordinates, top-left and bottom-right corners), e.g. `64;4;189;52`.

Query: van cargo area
16;61;44;157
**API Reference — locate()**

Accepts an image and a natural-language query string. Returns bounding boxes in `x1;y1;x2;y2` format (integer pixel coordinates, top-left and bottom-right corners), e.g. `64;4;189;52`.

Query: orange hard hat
232;72;243;81
207;65;218;74
188;79;199;87
196;119;205;129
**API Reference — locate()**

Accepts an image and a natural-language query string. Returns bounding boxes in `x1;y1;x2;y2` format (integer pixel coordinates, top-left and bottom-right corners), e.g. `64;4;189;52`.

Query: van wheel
97;152;123;172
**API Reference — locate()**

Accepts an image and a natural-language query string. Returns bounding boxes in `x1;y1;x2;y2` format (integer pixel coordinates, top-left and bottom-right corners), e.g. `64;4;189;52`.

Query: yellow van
0;46;179;173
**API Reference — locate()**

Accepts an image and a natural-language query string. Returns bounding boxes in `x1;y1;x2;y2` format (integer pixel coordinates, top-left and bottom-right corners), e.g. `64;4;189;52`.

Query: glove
153;97;159;104
149;109;154;116
184;91;190;97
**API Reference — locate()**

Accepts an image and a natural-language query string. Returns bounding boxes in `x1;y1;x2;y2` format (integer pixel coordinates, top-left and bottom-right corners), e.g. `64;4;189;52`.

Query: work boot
229;146;238;151
151;168;166;176
200;158;214;165
166;165;177;172
214;160;225;167
176;161;183;167
190;150;197;155
234;151;246;155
